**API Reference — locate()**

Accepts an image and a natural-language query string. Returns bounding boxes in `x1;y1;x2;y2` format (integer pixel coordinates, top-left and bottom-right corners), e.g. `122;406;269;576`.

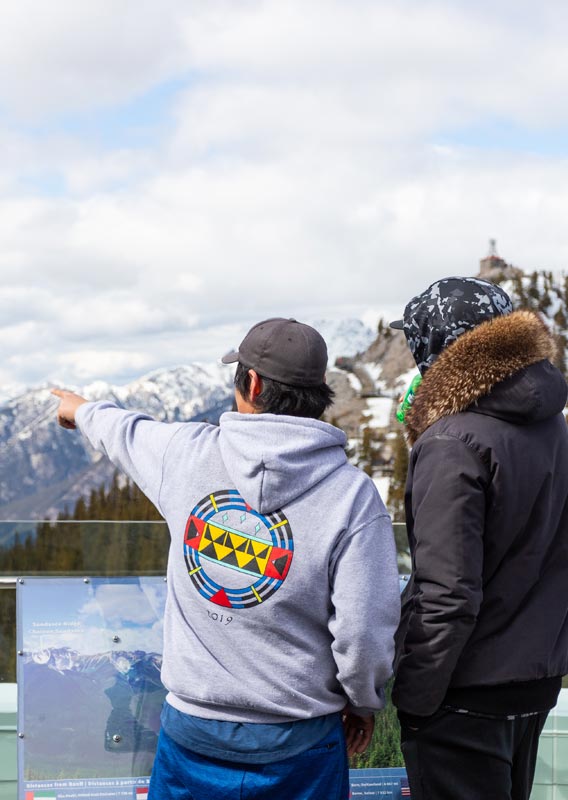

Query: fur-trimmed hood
406;310;566;445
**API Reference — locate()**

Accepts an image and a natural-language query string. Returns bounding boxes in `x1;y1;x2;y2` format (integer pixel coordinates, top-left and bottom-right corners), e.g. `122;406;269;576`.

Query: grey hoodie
76;403;400;722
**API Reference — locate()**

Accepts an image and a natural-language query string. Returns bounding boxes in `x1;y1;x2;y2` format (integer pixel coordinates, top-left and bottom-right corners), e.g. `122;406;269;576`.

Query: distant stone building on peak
478;239;523;282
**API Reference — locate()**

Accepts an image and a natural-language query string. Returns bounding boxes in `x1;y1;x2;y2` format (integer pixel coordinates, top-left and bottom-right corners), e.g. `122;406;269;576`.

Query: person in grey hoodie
52;317;400;800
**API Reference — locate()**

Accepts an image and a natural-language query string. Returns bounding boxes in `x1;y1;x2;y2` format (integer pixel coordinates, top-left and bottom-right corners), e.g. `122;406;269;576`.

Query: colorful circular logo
184;489;294;609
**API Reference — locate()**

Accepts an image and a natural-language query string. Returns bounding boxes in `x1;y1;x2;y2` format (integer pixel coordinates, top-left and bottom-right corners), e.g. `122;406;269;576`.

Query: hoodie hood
218;412;347;514
406;310;565;445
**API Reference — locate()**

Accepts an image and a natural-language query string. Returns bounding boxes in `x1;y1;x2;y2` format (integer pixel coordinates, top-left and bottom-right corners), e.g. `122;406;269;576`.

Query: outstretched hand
51;388;88;430
342;708;375;757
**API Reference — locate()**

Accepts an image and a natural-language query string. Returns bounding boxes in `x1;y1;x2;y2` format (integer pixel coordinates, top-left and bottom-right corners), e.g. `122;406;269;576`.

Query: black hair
234;362;334;419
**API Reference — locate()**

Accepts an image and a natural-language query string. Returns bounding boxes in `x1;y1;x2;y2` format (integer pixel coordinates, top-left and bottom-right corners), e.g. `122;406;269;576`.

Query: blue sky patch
436;118;568;157
8;75;190;149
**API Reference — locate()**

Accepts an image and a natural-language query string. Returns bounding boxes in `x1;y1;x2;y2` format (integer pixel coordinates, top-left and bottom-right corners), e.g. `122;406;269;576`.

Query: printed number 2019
207;610;233;625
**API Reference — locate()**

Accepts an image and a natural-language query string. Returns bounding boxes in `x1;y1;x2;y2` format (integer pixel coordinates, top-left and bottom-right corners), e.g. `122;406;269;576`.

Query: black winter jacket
392;311;568;717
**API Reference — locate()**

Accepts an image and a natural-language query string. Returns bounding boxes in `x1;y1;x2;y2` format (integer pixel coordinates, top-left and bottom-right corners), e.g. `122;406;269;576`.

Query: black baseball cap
221;317;328;386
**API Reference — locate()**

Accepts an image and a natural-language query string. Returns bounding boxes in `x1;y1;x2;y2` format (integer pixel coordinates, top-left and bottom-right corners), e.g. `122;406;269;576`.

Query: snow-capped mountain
3;283;564;532
0;382;26;406
24;646;163;685
0;363;235;522
309;318;376;363
0;318;373;523
82;361;235;422
23;647;164;773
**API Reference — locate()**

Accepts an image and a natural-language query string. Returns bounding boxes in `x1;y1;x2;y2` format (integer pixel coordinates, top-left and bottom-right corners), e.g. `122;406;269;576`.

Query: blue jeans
149;723;349;800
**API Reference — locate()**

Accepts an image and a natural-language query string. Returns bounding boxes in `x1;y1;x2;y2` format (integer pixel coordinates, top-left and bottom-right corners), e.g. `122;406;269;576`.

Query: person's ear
248;369;263;402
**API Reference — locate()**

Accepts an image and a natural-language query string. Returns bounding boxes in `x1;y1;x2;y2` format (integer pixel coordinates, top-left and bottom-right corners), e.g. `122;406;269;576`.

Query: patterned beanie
390;277;513;374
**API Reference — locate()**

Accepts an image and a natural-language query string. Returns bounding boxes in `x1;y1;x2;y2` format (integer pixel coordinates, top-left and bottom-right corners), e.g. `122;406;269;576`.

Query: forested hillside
503;269;568;376
0;476;168;686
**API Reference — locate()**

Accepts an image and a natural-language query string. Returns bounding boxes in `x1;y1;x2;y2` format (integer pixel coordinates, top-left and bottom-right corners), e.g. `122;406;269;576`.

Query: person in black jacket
390;276;568;800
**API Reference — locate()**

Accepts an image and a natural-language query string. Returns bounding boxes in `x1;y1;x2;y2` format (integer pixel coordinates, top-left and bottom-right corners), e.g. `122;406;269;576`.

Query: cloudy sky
23;577;166;654
2;0;568;392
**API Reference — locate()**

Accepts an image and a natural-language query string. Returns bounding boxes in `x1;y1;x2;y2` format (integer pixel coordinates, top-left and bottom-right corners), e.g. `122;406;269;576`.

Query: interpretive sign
350;768;410;798
17;577;167;800
17;577;410;800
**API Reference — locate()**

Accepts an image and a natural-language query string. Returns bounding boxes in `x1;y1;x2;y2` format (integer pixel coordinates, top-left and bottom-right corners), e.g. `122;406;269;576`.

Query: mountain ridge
1;280;566;530
0;319;377;523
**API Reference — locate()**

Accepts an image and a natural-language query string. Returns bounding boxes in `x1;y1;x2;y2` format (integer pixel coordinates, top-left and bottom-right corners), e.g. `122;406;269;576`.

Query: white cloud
1;1;568;388
80;582;165;625
55;350;156;384
0;0;189;119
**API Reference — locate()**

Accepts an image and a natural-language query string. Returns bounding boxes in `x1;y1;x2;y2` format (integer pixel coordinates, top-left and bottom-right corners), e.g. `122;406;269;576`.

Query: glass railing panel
0;521;408;576
530;786;553;800
0;520;169;578
534;734;554;786
392;522;410;574
18;576;166;787
0;521;171;685
0;520;408;684
0;519;567;798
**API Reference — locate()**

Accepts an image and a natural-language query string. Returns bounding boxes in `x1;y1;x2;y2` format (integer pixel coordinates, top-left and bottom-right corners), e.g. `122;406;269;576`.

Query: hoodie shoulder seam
350;512;391;538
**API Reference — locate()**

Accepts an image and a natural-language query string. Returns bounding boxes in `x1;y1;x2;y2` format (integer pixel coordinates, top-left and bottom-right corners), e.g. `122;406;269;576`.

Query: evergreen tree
360;426;374;476
538;290;551;312
554;308;567;330
0;475;168;681
554;332;568;378
528;271;539;302
509;273;527;307
387;429;409;522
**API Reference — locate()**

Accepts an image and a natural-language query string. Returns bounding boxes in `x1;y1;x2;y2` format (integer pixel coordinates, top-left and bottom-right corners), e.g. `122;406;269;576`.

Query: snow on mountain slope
0;320;371;521
0;364;235;520
309;318;376;363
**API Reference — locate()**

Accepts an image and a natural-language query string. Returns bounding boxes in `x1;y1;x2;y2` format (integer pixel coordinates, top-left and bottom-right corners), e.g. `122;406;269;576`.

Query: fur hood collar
406;311;558;445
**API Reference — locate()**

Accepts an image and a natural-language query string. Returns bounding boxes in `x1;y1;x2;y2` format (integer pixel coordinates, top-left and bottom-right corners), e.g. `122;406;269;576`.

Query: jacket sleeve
328;511;400;716
392;434;488;717
75;401;186;516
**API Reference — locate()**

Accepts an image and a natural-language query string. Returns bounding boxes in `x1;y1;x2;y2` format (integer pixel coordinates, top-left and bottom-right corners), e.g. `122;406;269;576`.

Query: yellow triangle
252;540;271;557
214;542;233;561
254;556;269;574
208;524;226;542
236;551;255;569
229;532;247;549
